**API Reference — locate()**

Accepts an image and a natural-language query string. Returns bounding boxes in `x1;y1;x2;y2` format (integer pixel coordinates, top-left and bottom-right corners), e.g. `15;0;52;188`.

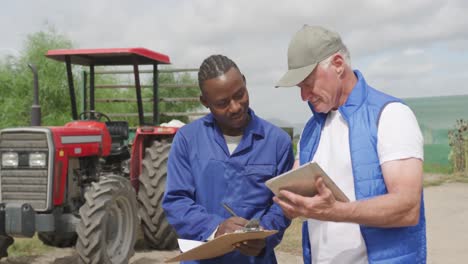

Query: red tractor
0;48;188;263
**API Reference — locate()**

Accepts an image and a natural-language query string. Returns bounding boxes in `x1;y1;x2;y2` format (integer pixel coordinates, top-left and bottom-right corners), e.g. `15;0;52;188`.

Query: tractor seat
106;121;129;142
105;121;130;160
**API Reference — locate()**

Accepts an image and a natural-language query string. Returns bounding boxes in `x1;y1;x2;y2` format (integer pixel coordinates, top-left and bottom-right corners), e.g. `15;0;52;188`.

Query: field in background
404;95;468;173
423;144;452;173
404;95;468;132
284;95;467;173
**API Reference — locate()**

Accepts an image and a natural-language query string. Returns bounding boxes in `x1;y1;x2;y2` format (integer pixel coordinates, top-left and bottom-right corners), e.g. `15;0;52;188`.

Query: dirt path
425;182;468;264
1;182;466;264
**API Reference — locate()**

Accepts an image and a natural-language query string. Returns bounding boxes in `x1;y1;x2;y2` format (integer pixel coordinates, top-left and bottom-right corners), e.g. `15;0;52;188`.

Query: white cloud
366;52;434;79
403;49;425;56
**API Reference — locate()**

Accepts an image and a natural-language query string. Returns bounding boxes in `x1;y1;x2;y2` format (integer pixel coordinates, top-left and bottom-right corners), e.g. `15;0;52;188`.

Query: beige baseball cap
275;25;345;87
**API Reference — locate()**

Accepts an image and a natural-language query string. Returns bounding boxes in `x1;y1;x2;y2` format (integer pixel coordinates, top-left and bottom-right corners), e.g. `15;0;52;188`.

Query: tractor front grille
0;129;53;211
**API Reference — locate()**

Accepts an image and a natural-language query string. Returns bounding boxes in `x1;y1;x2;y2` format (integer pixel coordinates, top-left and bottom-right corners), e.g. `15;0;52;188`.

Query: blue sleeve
259;135;294;252
162;131;225;241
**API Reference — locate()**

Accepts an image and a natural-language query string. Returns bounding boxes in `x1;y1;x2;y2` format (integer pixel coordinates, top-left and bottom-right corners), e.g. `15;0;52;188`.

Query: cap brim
275;63;317;88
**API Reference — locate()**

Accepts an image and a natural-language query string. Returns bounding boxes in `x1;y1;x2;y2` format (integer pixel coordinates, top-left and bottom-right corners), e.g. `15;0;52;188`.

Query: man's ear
242;74;247;85
332;54;344;75
200;95;209;108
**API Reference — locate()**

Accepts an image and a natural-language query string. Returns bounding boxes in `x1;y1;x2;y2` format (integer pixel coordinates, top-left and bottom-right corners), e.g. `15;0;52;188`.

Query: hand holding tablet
265;162;349;203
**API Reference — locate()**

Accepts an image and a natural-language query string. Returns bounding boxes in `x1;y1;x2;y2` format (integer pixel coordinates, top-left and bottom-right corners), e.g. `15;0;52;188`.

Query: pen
223;203;264;230
222;203;238;217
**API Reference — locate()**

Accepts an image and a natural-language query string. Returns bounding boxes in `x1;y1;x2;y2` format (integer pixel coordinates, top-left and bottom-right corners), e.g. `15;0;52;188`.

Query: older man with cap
273;25;426;264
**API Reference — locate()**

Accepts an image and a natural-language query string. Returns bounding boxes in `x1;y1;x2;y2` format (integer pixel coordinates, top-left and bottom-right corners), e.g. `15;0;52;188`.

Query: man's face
298;62;342;113
200;67;250;136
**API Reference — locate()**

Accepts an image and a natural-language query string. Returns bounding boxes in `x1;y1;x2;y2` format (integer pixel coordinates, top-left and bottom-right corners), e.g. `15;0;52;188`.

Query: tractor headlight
2;152;19;168
29;152;47;168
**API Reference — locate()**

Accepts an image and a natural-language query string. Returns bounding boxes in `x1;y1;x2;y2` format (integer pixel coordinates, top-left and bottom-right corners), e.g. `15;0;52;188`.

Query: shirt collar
202;108;265;138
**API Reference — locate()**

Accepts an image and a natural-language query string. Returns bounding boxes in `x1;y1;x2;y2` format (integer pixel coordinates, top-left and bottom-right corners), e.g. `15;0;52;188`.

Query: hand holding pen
223;203;262;230
216;203;248;237
220;203;266;256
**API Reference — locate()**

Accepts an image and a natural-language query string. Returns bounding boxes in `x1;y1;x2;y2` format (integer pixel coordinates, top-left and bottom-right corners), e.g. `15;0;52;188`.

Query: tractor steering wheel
79;111;112;122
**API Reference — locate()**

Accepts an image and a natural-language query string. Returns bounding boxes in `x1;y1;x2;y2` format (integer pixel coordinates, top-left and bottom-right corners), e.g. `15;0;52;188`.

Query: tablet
265;162;349;202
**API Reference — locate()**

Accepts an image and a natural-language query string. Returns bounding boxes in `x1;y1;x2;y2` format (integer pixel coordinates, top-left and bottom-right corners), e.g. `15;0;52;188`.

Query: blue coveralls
163;109;294;264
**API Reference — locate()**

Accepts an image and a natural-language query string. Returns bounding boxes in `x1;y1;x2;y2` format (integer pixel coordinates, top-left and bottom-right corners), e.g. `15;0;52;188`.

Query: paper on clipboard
165;230;278;262
178;239;205;252
265;161;350;202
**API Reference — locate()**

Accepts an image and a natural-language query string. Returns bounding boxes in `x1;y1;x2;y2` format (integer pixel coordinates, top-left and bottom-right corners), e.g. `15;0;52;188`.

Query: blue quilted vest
299;70;426;263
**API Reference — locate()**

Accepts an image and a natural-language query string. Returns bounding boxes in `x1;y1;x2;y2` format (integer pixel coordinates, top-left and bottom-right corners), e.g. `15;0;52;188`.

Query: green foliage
0;27;74;128
292;137;298;157
0;57;33;127
7;236;53;257
158;71;201;124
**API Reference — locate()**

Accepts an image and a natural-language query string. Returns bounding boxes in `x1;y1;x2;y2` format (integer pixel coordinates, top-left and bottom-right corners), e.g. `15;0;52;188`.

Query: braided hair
198;55;240;91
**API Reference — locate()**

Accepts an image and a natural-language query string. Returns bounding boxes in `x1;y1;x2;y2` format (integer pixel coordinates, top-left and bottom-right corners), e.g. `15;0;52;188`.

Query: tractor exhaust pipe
28;63;41;126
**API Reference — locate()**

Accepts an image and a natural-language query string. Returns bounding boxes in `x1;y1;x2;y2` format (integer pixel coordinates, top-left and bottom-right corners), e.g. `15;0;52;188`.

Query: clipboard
165;230;277;262
265;161;350;202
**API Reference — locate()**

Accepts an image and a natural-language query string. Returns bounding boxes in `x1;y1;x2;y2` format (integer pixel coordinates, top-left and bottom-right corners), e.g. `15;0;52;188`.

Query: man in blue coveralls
162;54;294;263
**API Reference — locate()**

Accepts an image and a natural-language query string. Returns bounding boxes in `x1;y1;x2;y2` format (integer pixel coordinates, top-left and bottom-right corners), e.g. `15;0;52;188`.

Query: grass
424;172;468;187
453;174;468;184
7;235;53;257
423;174;453;187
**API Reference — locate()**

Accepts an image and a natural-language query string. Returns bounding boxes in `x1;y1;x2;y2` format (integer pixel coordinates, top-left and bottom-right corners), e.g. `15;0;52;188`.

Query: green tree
155;70;202;124
0;27;74;128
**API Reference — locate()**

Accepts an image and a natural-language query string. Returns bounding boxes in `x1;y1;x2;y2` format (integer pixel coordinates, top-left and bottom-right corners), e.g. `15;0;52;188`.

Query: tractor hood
49;121;112;157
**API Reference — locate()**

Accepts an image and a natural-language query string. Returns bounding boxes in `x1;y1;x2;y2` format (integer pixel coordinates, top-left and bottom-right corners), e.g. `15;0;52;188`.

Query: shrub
448;119;468;173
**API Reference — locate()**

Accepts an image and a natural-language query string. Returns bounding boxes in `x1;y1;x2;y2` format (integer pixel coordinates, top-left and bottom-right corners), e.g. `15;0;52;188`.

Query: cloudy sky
1;0;468;128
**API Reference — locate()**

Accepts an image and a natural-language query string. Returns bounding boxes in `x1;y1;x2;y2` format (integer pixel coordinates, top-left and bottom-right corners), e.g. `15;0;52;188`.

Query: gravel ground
1;181;466;264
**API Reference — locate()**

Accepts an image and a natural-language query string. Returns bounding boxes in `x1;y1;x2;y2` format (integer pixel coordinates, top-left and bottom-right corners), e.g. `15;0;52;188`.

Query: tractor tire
138;140;178;250
76;176;138;264
0;236;13;259
38;232;77;248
